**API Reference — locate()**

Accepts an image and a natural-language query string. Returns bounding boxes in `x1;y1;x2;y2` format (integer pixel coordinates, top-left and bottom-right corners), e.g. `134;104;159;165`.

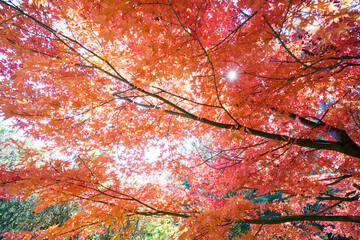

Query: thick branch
273;108;360;158
112;93;354;157
317;193;360;202
236;215;360;225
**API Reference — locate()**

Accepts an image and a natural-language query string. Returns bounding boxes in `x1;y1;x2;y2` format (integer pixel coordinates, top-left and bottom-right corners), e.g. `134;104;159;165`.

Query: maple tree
0;0;360;238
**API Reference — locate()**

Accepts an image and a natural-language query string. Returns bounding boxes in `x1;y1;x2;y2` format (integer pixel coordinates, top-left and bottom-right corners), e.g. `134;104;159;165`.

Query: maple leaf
0;0;360;239
332;21;352;38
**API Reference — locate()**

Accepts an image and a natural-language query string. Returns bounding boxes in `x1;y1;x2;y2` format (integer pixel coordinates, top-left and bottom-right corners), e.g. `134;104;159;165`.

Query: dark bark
236;215;360;225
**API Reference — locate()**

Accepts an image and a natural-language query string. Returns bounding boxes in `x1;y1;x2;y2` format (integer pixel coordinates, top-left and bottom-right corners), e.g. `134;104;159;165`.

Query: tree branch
235;215;360;225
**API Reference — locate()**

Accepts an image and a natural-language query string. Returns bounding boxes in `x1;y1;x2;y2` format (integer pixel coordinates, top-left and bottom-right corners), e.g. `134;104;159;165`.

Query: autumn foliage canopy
1;0;360;238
